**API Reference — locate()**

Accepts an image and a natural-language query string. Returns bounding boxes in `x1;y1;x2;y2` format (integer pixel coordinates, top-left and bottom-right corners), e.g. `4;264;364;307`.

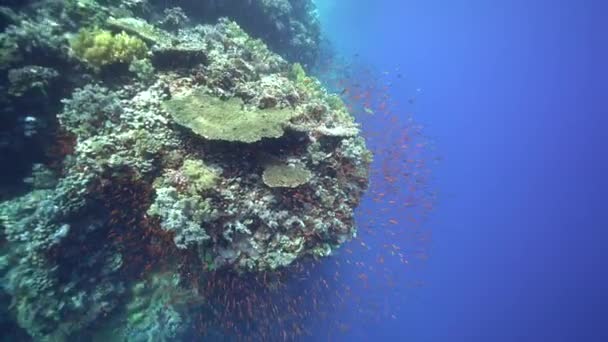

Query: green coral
163;89;299;143
128;58;155;83
340;137;374;165
289;63;354;124
288;62;307;83
7;65;59;97
326;94;347;111
289;62;327;100
71;27;148;68
180;159;219;194
0;171;119;340
262;163;313;188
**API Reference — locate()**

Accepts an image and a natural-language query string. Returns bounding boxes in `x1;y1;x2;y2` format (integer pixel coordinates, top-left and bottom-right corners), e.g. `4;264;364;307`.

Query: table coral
163;88;299;143
262;162;313;188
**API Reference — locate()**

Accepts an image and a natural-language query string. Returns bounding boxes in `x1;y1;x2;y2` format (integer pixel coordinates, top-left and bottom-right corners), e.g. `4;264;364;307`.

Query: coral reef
0;0;370;340
128;57;155;83
93;272;204;342
71;27;149;68
107;16;173;46
7;65;59;97
58;84;123;138
149;0;321;66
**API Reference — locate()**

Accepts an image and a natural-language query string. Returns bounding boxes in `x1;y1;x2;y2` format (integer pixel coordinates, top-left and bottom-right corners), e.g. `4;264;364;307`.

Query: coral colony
0;1;382;340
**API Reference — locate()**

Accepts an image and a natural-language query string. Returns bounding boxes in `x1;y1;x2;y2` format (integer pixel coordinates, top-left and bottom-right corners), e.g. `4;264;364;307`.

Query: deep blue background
315;1;608;341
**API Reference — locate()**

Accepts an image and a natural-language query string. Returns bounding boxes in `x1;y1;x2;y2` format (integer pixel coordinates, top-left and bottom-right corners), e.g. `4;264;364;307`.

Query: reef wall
0;1;369;340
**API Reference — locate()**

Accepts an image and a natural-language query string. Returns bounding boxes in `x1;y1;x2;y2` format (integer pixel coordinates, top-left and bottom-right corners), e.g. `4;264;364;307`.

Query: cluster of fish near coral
0;0;371;340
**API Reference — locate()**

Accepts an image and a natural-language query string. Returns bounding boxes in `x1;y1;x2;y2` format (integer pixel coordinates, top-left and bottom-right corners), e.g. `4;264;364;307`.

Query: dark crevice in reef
0;49;88;200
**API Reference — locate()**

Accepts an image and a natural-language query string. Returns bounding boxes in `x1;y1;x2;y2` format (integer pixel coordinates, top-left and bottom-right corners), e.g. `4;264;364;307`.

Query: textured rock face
0;1;370;340
150;0;321;66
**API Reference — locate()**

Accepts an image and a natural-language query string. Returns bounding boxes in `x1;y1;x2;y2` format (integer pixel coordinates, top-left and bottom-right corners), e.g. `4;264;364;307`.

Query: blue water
316;1;608;341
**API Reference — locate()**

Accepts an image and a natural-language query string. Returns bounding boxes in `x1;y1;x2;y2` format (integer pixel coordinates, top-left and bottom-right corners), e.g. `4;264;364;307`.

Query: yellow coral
180;159;219;194
71;28;148;68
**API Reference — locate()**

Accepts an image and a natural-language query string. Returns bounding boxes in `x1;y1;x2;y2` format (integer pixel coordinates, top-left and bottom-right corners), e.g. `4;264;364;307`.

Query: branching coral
71;27;148;68
146;159;221;251
180;159;220;194
58;83;123;138
147;184;215;249
128;57;155;83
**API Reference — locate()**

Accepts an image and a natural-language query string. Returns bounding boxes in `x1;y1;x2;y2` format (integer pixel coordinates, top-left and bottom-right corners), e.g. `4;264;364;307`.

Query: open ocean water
315;1;607;341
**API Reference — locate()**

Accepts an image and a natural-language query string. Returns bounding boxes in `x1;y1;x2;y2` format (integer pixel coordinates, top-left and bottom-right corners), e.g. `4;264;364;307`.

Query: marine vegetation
0;0;371;340
71;27;149;68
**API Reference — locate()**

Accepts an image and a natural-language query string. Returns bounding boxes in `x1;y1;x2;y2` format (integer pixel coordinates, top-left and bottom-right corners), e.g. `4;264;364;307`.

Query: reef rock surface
0;1;370;340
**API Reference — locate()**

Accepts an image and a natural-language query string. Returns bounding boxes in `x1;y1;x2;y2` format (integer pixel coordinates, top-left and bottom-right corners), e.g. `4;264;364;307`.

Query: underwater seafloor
0;1;434;341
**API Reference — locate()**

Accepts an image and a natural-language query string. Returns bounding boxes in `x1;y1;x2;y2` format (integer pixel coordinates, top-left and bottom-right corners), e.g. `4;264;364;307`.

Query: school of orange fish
103;57;437;341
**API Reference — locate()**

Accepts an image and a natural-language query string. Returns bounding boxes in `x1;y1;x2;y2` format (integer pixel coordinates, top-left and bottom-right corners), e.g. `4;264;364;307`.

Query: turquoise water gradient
315;1;607;341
